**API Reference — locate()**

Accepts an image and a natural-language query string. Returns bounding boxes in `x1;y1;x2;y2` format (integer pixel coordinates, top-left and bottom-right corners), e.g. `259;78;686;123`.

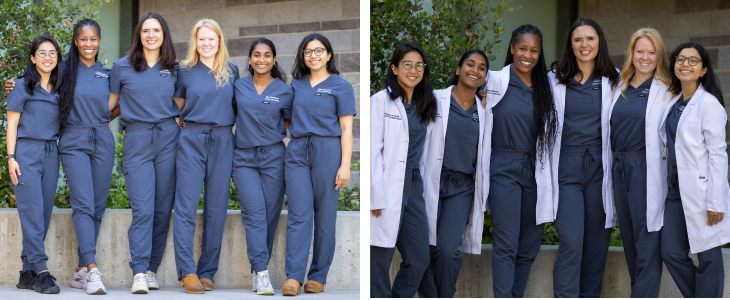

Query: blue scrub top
666;97;691;163
491;67;535;151
109;55;180;127
233;76;294;148
610;78;652;152
66;60;112;126
562;75;603;147
7;77;60;140
441;96;479;174
403;101;426;164
288;74;357;138
175;61;239;127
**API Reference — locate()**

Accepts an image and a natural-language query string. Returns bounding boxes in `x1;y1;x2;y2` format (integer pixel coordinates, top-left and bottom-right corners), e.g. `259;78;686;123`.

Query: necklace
452;90;474;107
254;77;274;90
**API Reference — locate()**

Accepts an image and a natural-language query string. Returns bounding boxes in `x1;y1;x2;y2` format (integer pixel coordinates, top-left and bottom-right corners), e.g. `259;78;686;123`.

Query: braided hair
248;38;287;82
504;24;558;164
57;19;101;132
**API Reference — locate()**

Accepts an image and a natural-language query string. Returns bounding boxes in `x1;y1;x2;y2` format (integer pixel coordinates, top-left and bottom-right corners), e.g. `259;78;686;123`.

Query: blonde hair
616;28;671;97
180;19;232;88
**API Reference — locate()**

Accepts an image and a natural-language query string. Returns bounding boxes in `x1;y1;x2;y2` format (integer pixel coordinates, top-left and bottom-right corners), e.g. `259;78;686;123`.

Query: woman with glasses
660;42;729;298
6;34;63;294
370;42;437;298
282;33;356;296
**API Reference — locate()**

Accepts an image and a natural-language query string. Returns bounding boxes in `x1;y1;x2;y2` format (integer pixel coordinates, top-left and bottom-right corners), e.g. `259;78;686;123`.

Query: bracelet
7;154;15;160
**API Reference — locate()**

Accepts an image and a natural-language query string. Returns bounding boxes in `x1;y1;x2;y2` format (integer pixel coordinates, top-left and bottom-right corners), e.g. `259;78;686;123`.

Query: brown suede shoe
282;279;301;296
179;274;205;294
199;278;213;291
304;280;325;293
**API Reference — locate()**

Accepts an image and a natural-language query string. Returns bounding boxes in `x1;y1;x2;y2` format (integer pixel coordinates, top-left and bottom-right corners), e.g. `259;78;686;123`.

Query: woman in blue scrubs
6;34;63;294
282;33;357;296
108;12;180;294
232;38;292;296
171;19;238;294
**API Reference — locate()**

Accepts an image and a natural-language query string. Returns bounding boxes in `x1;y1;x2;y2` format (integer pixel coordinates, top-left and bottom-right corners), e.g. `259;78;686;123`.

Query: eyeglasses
303;47;327;57
36;50;58;58
675;55;702;66
401;60;426;72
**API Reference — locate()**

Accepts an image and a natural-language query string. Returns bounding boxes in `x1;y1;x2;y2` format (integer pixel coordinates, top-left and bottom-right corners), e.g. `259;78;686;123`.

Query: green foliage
483;214;623;246
106;132;129;208
338;183;360;211
370;0;517;93
54;167;71;208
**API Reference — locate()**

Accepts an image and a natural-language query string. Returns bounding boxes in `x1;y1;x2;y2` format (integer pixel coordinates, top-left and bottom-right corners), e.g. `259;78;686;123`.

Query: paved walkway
0;286;360;299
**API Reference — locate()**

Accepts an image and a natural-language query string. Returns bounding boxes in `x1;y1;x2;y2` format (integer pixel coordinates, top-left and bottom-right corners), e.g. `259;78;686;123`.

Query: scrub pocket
159;73;175;97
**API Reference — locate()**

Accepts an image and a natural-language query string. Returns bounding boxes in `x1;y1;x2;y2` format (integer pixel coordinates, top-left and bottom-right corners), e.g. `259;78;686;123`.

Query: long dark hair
668;42;725;106
505;24;558;163
128;12;176;73
292;33;339;79
551;18;619;88
449;49;488;86
58;19;101;132
384;42;437;124
248;38;286;82
23;34;62;96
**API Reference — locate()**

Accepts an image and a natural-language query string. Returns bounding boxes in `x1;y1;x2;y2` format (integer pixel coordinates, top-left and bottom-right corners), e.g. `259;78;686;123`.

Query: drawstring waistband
306;136;314;161
613;150;646;187
439;170;471;195
63;124;110;154
148;124;163;145
491;147;535;181
183;122;233;153
44;140;55;156
289;135;338;162
254;146;269;164
581;148;595;178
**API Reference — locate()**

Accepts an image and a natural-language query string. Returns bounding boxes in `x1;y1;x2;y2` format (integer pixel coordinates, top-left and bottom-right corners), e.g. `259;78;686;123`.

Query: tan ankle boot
304;280;325;293
282;279;301;296
179;274;205;294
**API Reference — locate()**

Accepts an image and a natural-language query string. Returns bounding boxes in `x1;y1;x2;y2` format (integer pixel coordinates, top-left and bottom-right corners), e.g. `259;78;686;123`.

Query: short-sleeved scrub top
7;77;60;140
65;60;112;126
492;67;535;151
174;61;239;127
562;75;603;147
441;95;479;175
288;74;357;138
233;76;294;149
610;78;652;152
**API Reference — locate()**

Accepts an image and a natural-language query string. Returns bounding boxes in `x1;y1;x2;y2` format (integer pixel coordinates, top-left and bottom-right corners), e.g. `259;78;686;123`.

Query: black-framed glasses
675;55;702;66
303;47;327;57
401;60;426;72
36;50;58;58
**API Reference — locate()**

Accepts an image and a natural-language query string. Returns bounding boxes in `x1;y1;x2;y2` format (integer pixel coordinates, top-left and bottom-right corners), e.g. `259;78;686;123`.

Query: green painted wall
98;0;121;67
491;0;558;70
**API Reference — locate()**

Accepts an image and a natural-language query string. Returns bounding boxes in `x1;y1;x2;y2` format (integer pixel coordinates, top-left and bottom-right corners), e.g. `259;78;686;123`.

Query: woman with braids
370;42;437;298
415;49;489;298
171;19;238;294
231;38;292;296
660;42;729;298
478;24;559;297
108;12;180;294
605;28;672;297
547;17;620;297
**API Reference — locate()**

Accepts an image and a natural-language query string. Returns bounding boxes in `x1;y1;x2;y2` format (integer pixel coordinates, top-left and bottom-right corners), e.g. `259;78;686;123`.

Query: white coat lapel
676;87;703;131
646;77;662;120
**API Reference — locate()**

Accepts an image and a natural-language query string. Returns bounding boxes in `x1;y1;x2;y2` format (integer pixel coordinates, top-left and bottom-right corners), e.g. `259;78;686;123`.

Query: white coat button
646;123;649;127
680;186;684;190
648;163;651;167
678;165;682;170
647;143;650;147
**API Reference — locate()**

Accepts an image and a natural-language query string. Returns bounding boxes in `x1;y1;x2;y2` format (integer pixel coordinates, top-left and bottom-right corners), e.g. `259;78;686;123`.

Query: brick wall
137;0;361;168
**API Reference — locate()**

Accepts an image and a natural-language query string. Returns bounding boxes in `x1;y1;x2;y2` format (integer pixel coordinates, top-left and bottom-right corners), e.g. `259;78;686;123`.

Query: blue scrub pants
15;138;59;272
418;170;474;298
232;142;286;273
487;148;544;298
553;146;611;298
173;123;233;281
370;162;429;298
284;135;341;284
611;150;662;297
59;124;115;268
661;164;724;298
123;118;179;275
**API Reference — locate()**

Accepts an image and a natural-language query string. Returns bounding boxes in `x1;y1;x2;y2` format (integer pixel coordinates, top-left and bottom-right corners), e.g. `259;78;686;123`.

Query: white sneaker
86;268;107;295
131;273;148;294
146;270;160;290
256;270;274;295
252;271;257;292
70;268;87;289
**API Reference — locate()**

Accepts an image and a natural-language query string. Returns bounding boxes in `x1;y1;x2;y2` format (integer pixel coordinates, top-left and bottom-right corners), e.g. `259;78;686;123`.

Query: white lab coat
659;84;730;254
604;77;671;232
421;85;488;255
481;65;556;230
370;89;434;248
547;71;617;228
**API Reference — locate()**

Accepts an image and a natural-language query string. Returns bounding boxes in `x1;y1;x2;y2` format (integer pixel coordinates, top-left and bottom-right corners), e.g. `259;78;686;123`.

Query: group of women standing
7;12;355;296
371;17;729;298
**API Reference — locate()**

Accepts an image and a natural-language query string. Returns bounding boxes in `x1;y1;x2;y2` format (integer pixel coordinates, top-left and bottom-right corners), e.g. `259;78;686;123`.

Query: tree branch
0;25;21;71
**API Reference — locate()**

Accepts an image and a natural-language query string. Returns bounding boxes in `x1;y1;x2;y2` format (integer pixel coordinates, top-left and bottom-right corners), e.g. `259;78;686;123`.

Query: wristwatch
7;154;15;160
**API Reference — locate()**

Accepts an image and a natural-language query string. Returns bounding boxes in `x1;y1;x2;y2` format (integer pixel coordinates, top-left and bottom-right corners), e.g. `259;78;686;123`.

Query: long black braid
58;19;101;133
504;24;558;164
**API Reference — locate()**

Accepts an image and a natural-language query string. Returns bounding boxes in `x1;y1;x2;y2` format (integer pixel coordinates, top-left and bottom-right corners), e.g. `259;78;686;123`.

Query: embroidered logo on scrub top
639;88;650;97
160;70;171;77
485;89;501;95
95;72;108;78
592;79;601;90
385;113;402;120
265;96;279;102
316;88;332;94
472;112;479;122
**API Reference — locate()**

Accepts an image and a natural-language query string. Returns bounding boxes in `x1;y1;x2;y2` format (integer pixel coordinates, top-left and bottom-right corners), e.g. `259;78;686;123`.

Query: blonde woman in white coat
370;42;438;298
660;42;729;298
605;28;672;297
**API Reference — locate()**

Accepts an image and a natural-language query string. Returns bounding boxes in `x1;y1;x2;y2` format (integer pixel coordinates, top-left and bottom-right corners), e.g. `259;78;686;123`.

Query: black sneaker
16;270;35;289
33;272;60;294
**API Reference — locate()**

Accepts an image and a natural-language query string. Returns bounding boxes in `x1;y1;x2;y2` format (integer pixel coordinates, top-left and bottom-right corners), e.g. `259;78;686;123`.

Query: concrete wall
0;209;359;289
389;244;730;297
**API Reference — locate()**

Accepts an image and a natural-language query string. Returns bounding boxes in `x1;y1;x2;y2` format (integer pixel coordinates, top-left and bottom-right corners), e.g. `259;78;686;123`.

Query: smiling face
391;51;424;91
249;43;275;76
571;25;599;63
457;53;487;89
674;47;707;85
196;26;219;60
30;41;59;75
303;39;331;72
510;33;540;75
633;37;657;77
140;18;164;52
74;25;100;62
